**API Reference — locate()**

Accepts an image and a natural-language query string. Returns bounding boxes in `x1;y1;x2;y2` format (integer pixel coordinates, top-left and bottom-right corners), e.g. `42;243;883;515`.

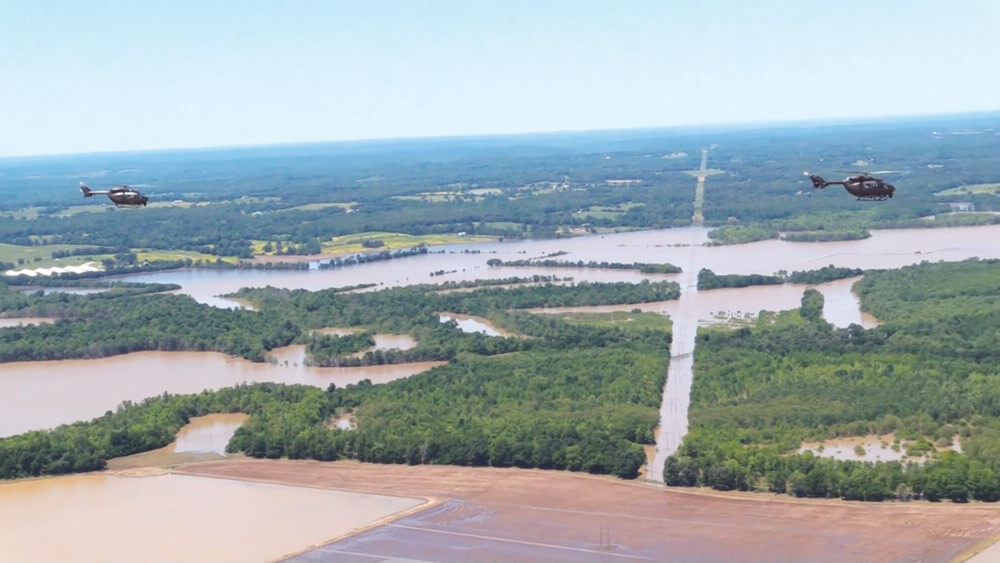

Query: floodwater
106;413;251;470
115;224;1000;308
4;223;1000;559
500;225;1000;482
0;471;424;562
440;313;510;336
0;351;442;437
170;413;249;455
6;224;1000;449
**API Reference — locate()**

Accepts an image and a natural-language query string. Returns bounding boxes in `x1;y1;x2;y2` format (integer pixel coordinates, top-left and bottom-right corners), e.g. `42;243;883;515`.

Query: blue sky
1;0;997;156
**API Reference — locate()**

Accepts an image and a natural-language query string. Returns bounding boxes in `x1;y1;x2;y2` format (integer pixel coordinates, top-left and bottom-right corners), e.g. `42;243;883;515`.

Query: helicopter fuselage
80;183;149;206
808;174;894;201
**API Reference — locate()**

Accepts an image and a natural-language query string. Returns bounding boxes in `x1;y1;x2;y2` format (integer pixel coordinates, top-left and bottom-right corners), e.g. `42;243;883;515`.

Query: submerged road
647;250;699;483
692;149;708;226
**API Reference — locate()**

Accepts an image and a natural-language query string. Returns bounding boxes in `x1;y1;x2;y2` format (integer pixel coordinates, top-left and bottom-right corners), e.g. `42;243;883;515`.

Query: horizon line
3;109;999;161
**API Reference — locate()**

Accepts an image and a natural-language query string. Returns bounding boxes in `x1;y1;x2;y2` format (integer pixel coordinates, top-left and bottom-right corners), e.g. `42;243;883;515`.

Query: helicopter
80;182;149;206
805;171;895;201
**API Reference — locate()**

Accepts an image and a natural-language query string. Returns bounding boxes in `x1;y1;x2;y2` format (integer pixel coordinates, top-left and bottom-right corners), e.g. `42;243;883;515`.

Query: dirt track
178;459;1000;562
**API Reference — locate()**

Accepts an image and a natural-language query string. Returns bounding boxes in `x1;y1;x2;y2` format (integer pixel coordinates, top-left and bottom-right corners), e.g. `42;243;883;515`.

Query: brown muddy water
0;351;442;437
115;224;1000;308
0;471;424;562
107;413;250;470
168;413;250;455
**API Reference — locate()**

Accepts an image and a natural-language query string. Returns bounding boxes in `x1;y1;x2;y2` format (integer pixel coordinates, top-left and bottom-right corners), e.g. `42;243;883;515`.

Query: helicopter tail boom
80;182;93;197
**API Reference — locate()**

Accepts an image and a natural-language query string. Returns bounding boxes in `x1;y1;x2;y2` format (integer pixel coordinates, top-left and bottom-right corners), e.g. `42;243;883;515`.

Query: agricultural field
0;242;105;269
320;231;494;254
183;459;1000;562
935;182;1000;197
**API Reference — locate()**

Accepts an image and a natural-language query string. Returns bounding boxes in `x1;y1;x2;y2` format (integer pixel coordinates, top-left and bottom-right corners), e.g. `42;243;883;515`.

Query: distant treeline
5;114;1000;264
697;265;864;290
782;229;871;242
316;245;428;269
488;258;681;274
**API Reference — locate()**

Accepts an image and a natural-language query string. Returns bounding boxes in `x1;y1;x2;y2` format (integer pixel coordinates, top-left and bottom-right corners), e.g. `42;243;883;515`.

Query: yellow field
135;250;238;265
321;232;494;254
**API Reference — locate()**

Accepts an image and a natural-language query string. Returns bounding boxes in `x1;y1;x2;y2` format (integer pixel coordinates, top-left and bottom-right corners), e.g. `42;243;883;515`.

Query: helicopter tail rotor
806;173;828;189
80;182;93;197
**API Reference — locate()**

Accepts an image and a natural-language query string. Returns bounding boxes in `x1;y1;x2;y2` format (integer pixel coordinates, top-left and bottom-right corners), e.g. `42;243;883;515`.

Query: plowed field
178;459;1000;562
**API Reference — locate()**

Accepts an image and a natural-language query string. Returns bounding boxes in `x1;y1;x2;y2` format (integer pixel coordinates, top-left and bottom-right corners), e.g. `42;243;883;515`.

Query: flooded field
0;471;425;562
5;224;1000;559
115;224;1000;308
107;413;250;470
0;351;442;437
439;312;511;336
798;434;962;464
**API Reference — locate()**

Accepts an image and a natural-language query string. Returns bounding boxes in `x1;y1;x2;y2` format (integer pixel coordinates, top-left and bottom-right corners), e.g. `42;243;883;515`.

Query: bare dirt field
178;459;1000;562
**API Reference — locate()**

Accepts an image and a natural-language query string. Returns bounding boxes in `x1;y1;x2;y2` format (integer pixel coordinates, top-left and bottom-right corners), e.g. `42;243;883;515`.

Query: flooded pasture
116;224;1000;309
0;351;442;437
0;471;424;562
439;312;511;336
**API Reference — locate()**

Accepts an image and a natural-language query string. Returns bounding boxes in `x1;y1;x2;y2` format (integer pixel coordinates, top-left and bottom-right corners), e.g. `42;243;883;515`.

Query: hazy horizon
4;108;997;161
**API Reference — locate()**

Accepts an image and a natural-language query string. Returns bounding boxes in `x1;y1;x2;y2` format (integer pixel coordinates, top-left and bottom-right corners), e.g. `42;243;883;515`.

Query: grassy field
393;188;501;203
477;221;523;231
0;207;44;220
554;310;673;332
282;202;357;212
682;168;725;179
134;250;238;265
321;232;494;255
935;182;1000;197
0;243;104;268
53;206;112;217
576;202;645;220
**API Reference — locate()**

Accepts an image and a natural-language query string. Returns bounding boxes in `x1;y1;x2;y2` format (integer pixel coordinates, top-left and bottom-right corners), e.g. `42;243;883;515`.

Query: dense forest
696;265;864;290
0;278;678;363
667;259;1000;501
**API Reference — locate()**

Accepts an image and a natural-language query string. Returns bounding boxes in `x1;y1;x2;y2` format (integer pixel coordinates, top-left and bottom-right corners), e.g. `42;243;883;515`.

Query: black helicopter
806;171;895;201
80;182;149;206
